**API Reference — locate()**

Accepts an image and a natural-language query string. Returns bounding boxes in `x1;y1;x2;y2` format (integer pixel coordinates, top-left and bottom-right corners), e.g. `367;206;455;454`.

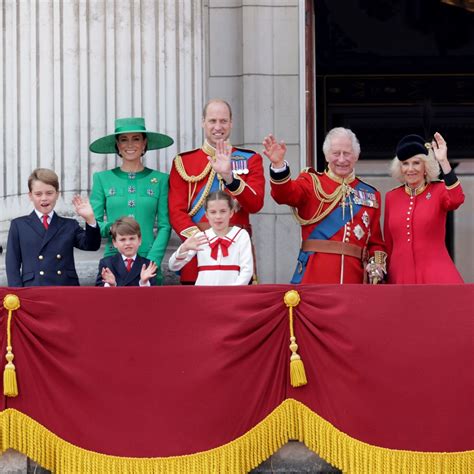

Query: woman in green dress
89;117;173;284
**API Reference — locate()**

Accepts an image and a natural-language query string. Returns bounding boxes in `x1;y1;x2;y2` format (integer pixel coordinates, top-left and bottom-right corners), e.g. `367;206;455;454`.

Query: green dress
91;167;171;283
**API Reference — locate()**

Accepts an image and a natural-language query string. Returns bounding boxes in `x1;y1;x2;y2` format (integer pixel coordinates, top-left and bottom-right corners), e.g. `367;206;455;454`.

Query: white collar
121;255;137;261
34;209;54;220
205;226;239;241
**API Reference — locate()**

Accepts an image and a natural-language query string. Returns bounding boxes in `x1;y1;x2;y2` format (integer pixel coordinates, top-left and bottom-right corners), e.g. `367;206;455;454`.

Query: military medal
352;188;378;208
231;157;249;175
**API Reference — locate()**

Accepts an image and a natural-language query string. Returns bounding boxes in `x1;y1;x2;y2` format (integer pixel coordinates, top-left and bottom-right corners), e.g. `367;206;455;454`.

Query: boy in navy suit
96;217;157;287
6;168;101;286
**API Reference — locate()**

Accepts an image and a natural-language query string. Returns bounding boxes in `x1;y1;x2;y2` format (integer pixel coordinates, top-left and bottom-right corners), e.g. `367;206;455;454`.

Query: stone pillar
0;0;205;285
206;0;302;283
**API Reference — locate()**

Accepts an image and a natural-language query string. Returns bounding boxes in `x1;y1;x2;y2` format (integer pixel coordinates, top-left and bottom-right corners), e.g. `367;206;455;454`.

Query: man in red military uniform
263;128;386;284
169;99;265;283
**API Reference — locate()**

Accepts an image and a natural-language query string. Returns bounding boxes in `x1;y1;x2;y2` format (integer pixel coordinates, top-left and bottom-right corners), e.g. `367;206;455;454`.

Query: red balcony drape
0;285;472;473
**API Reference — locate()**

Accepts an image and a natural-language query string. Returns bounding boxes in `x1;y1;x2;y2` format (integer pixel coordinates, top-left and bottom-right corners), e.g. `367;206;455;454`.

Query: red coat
384;180;465;284
271;168;386;284
169;144;265;282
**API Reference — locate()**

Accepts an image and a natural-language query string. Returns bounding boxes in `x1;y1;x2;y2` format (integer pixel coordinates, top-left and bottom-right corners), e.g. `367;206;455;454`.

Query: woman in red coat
384;132;465;284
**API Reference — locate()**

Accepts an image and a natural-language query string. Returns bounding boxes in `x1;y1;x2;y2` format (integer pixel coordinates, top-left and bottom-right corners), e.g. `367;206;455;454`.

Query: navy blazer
6;211;101;287
95;253;157;287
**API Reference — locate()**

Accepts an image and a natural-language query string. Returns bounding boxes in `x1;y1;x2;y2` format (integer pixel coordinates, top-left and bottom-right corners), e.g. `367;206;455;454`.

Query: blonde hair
390;151;440;183
28;168;59;192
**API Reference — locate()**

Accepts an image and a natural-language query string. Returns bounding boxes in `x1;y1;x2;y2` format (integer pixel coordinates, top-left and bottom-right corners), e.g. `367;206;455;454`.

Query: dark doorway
311;0;474;257
313;0;474;165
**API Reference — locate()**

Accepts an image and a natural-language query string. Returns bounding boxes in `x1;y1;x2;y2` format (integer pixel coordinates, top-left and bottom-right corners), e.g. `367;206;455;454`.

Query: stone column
0;0;205;285
206;0;302;283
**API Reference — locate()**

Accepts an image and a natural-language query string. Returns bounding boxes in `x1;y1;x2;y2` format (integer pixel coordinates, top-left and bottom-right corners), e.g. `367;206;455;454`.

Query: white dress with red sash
168;226;253;286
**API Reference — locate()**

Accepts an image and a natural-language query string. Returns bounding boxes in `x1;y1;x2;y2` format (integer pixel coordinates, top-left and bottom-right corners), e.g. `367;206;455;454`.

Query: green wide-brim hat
89;117;174;154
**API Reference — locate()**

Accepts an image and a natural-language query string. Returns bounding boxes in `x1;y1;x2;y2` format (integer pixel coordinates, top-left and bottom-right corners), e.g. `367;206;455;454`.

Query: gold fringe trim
1;401;472;473
2;294;21;397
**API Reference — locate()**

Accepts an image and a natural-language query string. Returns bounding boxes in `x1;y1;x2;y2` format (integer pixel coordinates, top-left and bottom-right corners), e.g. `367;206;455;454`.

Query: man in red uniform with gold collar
169;99;265;283
263;128;386;284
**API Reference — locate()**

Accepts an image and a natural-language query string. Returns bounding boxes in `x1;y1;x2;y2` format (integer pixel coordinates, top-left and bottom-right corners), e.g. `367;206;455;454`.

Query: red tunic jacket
271;167;386;284
384;178;464;284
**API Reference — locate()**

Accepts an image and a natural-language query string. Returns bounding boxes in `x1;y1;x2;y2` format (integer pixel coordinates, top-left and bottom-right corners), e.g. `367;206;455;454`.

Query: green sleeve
146;174;171;267
90;172;112;238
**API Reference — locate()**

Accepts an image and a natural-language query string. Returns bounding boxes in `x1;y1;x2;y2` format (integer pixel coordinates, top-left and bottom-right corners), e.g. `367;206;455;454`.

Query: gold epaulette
301;167;319;175
356;177;378;192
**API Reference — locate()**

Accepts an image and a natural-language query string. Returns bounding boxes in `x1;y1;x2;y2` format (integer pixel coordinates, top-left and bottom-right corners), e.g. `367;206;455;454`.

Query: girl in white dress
168;191;253;285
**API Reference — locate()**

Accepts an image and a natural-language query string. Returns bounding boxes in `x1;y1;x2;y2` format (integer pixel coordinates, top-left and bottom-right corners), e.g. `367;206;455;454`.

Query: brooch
362;211;370;228
426;192;431;200
354;224;365;240
150;178;158;184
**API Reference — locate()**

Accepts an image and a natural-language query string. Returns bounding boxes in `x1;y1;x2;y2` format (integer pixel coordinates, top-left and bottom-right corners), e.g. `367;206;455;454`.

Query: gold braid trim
292;172;350;226
446;180;461;190
188;169;217;217
373;251;388;271
174;155;212;183
1;402;471;473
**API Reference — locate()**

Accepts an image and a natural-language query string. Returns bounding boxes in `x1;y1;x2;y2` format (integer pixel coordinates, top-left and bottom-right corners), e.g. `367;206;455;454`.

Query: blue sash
191;174;220;223
290;181;371;284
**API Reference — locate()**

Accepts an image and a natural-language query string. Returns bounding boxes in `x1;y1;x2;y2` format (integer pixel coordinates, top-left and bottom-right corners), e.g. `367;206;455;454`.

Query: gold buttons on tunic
57;270;62;275
39;271;45;276
56;254;62;259
38;255;44;260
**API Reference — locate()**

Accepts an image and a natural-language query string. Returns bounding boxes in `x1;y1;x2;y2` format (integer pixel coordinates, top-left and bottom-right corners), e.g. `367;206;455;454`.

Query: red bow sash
209;237;232;260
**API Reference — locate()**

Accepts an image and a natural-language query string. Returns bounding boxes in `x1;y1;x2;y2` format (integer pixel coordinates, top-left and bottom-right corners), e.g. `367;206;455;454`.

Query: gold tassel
3;294;21;397
284;290;307;387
